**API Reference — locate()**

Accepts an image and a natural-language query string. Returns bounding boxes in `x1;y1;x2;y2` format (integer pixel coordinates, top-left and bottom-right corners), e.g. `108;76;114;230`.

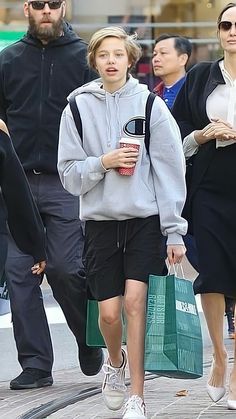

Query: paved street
0;338;235;418
0;258;235;418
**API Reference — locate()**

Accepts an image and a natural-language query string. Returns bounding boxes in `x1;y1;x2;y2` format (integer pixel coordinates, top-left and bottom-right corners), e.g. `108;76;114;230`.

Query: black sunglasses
28;1;63;10
218;21;236;31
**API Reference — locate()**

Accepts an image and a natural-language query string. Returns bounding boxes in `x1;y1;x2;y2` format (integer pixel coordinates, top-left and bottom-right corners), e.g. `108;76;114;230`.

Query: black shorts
83;215;165;301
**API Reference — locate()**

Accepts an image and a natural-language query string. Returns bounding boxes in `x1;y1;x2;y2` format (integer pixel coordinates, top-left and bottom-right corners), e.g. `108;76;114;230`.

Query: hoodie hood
68;74;148;101
68;75;149;148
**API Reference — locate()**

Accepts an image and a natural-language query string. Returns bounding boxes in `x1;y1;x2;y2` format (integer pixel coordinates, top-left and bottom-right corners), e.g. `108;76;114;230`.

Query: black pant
6;173;87;371
225;297;235;332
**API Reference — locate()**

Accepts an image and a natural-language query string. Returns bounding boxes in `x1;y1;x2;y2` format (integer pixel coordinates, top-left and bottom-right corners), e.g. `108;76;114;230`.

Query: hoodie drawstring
114;93;122;139
105;92;112;147
123;221;128;254
116;220;128;253
117;222;120;249
105;92;122;148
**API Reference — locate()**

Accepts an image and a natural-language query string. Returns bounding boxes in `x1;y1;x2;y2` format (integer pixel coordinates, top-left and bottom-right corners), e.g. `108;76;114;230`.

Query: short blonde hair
88;26;142;70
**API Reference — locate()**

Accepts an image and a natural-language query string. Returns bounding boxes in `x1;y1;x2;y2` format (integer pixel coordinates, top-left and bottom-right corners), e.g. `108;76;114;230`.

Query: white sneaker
123;395;147;418
102;349;127;410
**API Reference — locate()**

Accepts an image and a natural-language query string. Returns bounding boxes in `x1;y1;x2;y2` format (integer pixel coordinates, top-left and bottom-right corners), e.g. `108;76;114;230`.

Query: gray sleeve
57;106;107;196
149;99;188;244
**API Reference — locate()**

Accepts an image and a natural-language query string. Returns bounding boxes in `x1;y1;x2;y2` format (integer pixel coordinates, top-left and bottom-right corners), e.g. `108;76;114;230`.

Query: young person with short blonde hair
58;26;187;418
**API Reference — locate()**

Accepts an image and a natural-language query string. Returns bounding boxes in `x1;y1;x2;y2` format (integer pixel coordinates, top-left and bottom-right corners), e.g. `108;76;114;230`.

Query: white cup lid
119;138;140;145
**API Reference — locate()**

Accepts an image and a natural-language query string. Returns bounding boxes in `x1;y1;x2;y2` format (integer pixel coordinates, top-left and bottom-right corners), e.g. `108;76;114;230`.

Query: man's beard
28;12;64;43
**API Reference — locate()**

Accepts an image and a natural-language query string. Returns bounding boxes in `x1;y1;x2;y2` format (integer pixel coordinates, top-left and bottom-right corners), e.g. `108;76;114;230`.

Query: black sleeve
0;58;7;122
0;130;46;262
172;72;196;140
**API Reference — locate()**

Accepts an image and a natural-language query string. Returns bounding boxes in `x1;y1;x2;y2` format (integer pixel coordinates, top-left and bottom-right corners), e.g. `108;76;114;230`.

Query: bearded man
0;0;103;390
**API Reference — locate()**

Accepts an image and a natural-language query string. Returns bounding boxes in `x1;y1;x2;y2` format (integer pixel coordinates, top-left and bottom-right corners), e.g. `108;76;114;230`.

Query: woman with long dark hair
173;2;236;410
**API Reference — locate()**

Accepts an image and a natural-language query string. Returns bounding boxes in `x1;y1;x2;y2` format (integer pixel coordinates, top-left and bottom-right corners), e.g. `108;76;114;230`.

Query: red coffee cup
118;138;140;176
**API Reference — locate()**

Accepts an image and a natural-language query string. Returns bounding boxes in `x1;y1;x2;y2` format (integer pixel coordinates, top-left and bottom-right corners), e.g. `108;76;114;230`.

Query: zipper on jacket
39;48;45;123
48;63;54;98
38;48;45;166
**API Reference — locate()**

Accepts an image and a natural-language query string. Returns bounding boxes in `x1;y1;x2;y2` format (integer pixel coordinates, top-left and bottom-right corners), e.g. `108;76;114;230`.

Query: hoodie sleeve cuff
100;155;111;172
166;233;184;246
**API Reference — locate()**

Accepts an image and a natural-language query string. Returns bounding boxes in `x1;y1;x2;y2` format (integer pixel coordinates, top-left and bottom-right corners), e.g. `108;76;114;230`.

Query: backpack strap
144;92;156;155
69;95;83;142
69;91;156;151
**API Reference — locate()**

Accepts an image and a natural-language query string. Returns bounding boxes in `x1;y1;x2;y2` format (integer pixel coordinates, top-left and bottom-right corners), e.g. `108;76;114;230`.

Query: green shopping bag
144;273;203;379
86;300;126;347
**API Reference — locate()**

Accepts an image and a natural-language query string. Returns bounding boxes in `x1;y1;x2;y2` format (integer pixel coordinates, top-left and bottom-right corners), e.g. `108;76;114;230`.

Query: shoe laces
102;363;126;391
124;395;146;414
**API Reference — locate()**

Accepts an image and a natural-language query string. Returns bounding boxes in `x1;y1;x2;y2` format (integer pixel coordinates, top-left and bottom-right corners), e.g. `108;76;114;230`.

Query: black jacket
0;22;97;173
172;59;225;197
0;129;46;277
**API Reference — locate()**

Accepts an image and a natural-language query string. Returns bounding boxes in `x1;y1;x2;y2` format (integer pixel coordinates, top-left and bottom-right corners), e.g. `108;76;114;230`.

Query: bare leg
99;296;123;367
124;279;147;397
201;293;227;387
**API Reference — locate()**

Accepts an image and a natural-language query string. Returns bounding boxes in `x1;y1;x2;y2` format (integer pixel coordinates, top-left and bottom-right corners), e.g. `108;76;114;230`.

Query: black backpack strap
69;92;155;149
144;92;156;154
69;95;83;142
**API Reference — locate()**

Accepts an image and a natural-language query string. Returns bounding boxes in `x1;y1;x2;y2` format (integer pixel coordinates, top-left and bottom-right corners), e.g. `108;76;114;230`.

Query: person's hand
167;244;186;266
194;118;234;145
0;119;9;135
101;147;139;170
31;261;46;275
203;118;236;141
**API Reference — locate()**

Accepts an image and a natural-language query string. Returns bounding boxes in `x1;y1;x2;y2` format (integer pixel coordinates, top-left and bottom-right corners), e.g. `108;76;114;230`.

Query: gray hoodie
58;76;187;245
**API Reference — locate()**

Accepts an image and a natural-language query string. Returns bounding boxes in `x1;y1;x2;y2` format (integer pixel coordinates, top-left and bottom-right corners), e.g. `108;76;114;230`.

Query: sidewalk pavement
0;259;234;418
0;338;235;419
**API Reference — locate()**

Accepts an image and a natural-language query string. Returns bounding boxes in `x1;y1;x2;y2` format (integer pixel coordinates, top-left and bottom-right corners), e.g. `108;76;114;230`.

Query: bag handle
167;263;185;278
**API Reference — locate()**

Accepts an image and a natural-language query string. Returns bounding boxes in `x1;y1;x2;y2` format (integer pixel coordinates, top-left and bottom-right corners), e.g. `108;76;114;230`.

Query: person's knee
8;280;43;312
100;310;121;327
124;294;144;317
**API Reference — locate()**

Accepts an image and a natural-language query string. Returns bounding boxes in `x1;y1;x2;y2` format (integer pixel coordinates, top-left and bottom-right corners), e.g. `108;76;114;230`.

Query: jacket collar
153;80;164;97
204;58;225;98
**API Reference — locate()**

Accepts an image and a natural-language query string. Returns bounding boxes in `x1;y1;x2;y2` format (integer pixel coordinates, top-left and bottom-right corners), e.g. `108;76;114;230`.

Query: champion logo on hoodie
124;117;145;137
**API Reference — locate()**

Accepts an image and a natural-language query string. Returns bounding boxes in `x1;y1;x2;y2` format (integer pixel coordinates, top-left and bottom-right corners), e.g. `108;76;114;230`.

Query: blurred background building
0;0;226;87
